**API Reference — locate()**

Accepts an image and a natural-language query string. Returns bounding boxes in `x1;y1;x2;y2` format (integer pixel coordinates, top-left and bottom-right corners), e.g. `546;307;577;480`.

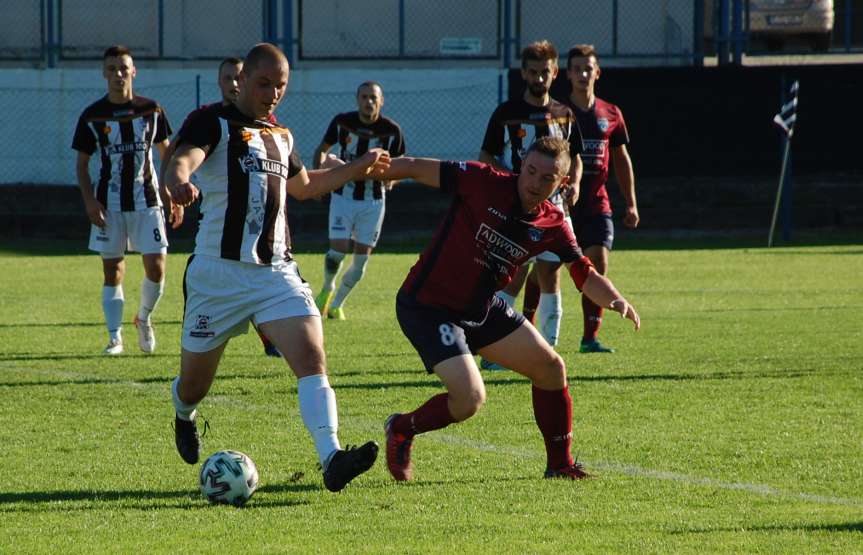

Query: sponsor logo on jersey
582;139;607;156
487;206;508;221
597;118;610;132
476;223;527;265
106;142;149;154
190;314;215;338
238;154;289;179
527;227;543;242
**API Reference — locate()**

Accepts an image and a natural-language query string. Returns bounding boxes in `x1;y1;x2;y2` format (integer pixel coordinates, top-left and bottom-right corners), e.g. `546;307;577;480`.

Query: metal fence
0;74;498;185
6;1;862;67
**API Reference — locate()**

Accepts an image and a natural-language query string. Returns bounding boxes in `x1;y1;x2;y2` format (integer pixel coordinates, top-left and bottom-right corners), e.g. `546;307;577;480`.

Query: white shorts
536;216;573;263
328;193;385;248
89;206;168;258
181;255;318;352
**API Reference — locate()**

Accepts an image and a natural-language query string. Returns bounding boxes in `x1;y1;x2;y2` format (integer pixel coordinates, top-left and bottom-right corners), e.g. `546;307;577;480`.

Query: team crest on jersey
597;118;610;132
102;125;112;135
241;131;253;142
238;154;289;179
527;227;543;242
515;128;527;138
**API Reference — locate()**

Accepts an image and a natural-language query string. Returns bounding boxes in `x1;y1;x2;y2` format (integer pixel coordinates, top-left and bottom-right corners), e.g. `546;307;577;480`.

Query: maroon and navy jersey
400;161;594;321
176;103;304;265
567;97;629;216
322;111;405;200
481;98;582;173
72;95;172;212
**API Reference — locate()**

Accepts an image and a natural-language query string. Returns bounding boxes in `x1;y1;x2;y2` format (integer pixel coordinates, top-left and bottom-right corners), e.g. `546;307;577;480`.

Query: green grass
0;238;861;554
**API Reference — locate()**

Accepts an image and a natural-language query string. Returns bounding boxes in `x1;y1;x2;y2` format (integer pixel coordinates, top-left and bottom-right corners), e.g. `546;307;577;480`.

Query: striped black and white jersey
321;112;405;201
177;103;304;266
72;95;172;212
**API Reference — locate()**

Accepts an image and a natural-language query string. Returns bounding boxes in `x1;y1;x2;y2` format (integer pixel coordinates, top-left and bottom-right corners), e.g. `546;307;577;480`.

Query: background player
565;44;639;353
162;43;389;492
479;40;583;364
72;45;173;355
376;137;640;482
312;81;405;320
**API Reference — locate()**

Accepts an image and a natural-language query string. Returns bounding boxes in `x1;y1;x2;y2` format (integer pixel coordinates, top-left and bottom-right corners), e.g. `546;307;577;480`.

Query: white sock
297;374;341;467
538;292;563;346
330;254;368;310
171;376;198;421
138;277;164;322
102;285;124;342
321;250;346;293
496;291;517;308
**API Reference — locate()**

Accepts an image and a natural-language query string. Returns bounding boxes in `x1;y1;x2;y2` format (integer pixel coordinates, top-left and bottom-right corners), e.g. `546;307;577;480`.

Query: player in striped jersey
312;81;406;320
162;44;390;492
564;44;639;353
479;40;584;366
72;45;174;356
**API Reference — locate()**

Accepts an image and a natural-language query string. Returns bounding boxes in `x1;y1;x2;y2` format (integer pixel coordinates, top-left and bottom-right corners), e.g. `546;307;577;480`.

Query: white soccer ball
199;450;259;507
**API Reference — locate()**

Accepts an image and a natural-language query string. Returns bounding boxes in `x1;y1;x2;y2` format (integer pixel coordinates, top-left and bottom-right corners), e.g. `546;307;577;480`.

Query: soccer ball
199;450;259;507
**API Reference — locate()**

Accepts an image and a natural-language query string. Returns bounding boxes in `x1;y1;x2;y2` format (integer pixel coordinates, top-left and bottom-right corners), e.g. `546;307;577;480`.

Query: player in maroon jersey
374;137;640;481
564;44;639;353
479;40;584;364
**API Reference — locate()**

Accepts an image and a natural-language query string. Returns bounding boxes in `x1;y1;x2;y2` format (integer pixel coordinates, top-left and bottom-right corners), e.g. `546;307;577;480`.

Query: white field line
6;367;862;508
433;432;863;508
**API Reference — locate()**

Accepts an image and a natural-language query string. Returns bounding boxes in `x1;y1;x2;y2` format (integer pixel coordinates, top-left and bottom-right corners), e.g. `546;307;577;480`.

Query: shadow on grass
671;521;863;534
0;481;319;513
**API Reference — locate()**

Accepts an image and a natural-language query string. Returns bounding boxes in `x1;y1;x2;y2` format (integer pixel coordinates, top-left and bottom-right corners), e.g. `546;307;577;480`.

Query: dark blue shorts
572;213;614;251
396;291;525;373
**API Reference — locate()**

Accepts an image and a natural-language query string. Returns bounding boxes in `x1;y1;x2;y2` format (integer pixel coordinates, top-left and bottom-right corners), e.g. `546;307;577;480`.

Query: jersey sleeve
154;106;172;142
480;106;505;157
439;160;496;197
71;113;97;155
177;106;221;157
321;116;339;146
288;142;304;178
550;222;594;290
390;123;406;158
610;107;630;147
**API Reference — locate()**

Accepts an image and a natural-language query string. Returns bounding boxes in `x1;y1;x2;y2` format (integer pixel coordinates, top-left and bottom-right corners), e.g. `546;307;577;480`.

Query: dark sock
393;393;455;437
531;385;573;470
582;295;604;342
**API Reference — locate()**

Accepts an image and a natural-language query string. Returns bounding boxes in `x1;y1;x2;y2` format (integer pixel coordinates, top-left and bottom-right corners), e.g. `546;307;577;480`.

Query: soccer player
376;137;640;481
564;44;639;353
72;45;174;355
162;43;389;492
312;81;405;320
479;40;583;362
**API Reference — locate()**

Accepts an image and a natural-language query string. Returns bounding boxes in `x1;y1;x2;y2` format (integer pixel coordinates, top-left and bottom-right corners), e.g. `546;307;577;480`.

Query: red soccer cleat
384;414;414;481
544;462;593;480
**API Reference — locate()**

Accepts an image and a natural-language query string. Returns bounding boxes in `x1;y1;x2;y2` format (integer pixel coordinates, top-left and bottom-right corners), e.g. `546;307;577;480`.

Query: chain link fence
0;74;498;185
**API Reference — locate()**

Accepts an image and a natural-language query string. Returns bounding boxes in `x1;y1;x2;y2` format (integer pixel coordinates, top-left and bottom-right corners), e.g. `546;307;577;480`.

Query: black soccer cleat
174;414;201;465
322;441;379;492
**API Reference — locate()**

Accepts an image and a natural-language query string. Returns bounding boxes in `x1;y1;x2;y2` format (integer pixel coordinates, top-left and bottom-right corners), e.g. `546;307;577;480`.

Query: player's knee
536;351;566;389
450;386;486;421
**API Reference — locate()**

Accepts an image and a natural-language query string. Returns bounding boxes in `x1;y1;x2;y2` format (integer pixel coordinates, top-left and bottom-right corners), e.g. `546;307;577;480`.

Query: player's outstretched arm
289;148;390;201
377;156;441;188
580;269;641;331
312;141;333;169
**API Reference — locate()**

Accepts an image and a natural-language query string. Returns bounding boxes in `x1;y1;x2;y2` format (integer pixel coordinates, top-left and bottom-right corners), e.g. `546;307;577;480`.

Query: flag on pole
773;80;799;137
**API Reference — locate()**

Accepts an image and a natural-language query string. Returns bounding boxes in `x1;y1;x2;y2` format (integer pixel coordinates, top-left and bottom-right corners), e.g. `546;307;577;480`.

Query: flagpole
768;134;791;248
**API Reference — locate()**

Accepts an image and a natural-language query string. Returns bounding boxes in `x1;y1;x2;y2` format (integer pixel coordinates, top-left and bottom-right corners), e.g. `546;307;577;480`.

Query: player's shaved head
243;43;289;75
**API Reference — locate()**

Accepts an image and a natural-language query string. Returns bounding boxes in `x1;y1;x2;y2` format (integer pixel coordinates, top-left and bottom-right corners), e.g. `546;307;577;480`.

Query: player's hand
84;198;106;228
168;181;200;207
610;298;640;331
169;202;185;229
353;148;391;179
623;206;639;229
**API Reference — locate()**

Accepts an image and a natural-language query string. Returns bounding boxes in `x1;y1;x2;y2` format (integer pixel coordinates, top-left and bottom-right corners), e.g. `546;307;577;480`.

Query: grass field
1;237;861;553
